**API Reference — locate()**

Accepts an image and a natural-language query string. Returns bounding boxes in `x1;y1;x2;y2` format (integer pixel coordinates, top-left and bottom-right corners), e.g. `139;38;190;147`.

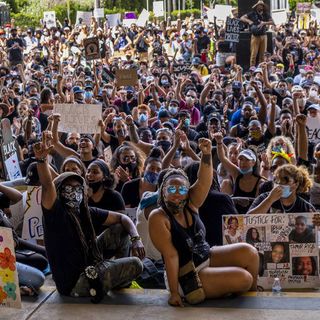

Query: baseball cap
232;81;242;90
192;57;201;65
307;104;320;111
291;85;303;92
239;149;257;162
73;86;84;94
158;109;170;118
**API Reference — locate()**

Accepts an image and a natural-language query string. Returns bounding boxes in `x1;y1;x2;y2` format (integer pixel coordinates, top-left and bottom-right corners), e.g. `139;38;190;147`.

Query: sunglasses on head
166;185;189;195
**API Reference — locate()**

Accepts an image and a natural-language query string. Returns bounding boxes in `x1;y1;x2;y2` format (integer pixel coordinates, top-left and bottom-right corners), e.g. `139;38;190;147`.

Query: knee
132;257;144;277
238;243;259;261
238;270;253;292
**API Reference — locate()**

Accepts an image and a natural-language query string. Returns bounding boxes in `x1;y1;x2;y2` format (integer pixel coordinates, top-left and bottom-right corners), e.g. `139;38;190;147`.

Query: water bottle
272;277;282;293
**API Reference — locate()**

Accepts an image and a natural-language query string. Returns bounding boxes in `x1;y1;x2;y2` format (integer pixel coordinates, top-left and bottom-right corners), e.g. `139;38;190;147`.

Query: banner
0;227;21;309
43;11;56;29
172;63;192;76
136;9;150;27
106;13;121;27
76;11;92;26
223;213;320;289
83;37;101;61
93;8;104;19
153;1;164;17
115;69;138;86
0;119;22;181
22;187;43;241
225;17;240;43
53;104;102;134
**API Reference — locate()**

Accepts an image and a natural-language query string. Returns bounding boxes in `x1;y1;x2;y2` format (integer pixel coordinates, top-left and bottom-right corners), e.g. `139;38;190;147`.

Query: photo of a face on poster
292;256;318;276
245;227;266;245
264;242;290;270
288;215;316;243
223;216;244;244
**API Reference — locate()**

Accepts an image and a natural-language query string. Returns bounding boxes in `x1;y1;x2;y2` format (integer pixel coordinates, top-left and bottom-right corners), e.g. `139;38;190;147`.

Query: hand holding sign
33;131;54;161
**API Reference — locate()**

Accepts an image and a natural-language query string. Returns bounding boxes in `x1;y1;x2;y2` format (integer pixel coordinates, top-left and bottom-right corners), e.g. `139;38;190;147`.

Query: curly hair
110;141;146;178
266;136;296;164
274;164;312;193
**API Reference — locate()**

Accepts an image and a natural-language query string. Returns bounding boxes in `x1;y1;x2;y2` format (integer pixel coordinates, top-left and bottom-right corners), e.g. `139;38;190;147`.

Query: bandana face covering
61;185;84;209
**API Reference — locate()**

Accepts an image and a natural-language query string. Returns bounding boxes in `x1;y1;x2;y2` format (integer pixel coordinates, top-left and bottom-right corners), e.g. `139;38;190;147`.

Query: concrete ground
2;279;320;320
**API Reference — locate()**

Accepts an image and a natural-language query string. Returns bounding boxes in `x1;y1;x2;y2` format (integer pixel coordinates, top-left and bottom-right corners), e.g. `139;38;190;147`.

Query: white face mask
297;98;307;108
309;90;318;98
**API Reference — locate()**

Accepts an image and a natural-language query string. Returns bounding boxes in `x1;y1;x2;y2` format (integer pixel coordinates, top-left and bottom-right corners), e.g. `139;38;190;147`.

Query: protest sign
123;19;136;27
22;187;43;241
172;63;192;76
0;227;21;309
136;9;150;27
225;17;240;43
83;37;100;61
53;104;102;134
207;9;215;23
43;11;56;29
153;1;164;17
297;2;312;14
223;213;320;289
93;8;104;19
0;119;22;181
106;13;121;27
214;4;232;21
124;12;137;19
76;11;92;26
115;69;138;86
272;10;288;25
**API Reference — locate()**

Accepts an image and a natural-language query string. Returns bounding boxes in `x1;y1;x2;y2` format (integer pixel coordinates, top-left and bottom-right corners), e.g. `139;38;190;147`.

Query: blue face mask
139;113;148;123
85;91;93;100
169;106;178;115
281;185;292;198
184;118;191;127
239;167;253;175
144;171;159;185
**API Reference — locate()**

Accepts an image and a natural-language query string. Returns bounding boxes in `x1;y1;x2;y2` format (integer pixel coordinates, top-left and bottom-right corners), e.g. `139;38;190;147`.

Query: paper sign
311;8;320;22
173;63;192;75
223;213;320;290
297;2;312;14
43;11;56;29
4;154;21;181
272;10;288;25
225;17;240;43
83;37;100;61
153;1;164;17
22;187;43;240
123;19;136;27
207;9;215;22
103;146;113;165
106;13;121;27
93;8;104;19
53;104;102;134
115;69;138;87
76;11;93;26
136;9;150;27
125;207;137;224
214;4;232;21
0;227;21;309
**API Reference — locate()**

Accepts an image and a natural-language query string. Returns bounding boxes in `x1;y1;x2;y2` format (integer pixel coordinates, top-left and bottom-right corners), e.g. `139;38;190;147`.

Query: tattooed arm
189;138;213;209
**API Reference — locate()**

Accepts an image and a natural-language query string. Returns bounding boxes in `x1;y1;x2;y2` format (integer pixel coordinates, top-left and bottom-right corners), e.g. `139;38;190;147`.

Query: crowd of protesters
1;0;320;307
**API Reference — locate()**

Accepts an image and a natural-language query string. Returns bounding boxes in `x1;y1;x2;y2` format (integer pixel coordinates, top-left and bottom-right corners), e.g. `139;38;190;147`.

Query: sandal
20;286;39;297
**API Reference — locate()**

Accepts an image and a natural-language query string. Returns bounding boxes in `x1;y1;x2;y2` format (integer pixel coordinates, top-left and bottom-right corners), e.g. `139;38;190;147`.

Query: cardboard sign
93;8;104;19
272;10;288;25
115;69;138;86
106;13;121;27
207;9;215;23
76;11;92;26
0;119;22;181
173;63;192;75
223;213;320;290
153;1;164;17
122;19;136;27
136;9;150;27
43;11;56;29
53;104;102;134
213;4;232;21
297;2;312;14
225;17;240;43
0;227;21;309
83;37;101;61
103;146;113;166
22;187;44;240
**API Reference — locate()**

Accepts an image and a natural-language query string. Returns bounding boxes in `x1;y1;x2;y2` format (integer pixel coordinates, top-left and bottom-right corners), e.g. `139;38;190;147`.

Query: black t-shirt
247;11;272;36
88;189;125;214
104;135;130;153
7;37;24;63
121;178;141;208
249;192;316;213
42;201;108;295
196;35;210;53
0;193;10;209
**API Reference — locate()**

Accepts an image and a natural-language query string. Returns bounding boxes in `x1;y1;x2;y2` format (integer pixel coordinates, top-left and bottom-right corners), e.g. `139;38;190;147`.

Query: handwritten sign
136;9;150;27
22;187;43;241
43;11;56;29
225;17;240;43
106;13;121;27
76;11;92;26
83;37;100;61
0;227;21;309
223;213;320;289
53;104;102;134
115;69;138;87
153;1;164;17
173;63;192;75
93;8;104;19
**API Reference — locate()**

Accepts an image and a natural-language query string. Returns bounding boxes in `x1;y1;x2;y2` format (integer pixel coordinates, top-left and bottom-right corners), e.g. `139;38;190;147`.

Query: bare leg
209;243;259;290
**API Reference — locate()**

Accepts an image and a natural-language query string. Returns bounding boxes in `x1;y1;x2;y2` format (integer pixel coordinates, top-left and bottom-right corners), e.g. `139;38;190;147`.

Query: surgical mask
186;97;194;105
184;118;190;127
309;90;318;98
60;185;83;209
161;79;169;85
52;79;57;86
277;88;286;96
85;91;93;100
281;184;292;198
138;113;148;123
248;90;256;97
157;140;171;153
297;98;306;108
239;167;253;175
169;106;178;115
144;171;159;185
88;181;103;193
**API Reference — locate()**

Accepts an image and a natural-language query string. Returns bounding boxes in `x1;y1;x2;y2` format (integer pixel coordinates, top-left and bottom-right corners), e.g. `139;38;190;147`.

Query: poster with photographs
83;37;101;61
222;213;320;289
43;11;56;29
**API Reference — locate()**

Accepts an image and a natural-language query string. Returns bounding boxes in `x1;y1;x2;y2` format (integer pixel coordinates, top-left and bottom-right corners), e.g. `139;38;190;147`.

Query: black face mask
233;90;241;98
67;143;78;152
157;140;171;153
121;162;137;173
88;181;103;193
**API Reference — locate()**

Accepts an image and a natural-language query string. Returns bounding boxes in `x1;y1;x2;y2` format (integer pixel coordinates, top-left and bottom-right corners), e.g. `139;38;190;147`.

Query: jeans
17;262;45;290
70;224;143;297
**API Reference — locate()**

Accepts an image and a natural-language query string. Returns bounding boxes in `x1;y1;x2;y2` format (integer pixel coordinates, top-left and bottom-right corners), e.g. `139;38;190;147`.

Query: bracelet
130;236;141;243
35;158;47;163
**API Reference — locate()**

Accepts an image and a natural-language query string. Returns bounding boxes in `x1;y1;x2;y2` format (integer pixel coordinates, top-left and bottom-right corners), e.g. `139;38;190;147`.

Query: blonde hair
266;136;296;164
274;164;312;193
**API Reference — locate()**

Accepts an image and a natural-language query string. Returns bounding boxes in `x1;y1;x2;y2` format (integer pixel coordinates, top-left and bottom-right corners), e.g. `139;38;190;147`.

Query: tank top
167;207;210;268
233;174;261;198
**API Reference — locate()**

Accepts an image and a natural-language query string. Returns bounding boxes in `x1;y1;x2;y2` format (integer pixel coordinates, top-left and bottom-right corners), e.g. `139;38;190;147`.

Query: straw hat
252;0;266;9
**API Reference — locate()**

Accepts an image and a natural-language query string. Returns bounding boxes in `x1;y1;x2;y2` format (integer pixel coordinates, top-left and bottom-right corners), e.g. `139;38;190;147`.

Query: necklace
280;198;297;213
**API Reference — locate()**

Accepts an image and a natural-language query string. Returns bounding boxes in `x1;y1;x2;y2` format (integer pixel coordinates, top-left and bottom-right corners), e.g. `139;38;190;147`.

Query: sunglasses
166;185;189;195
